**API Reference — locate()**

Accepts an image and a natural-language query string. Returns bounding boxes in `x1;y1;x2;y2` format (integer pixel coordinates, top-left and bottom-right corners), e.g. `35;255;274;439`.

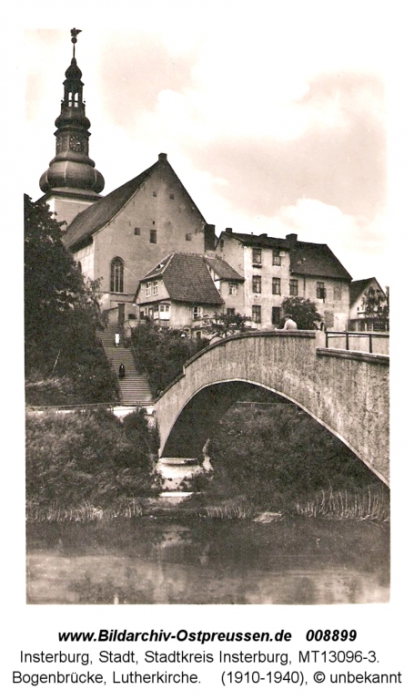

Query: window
229;282;238;295
334;283;342;300
272;250;281;266
77;261;82;272
159;303;170;320
152;281;158;295
316;281;326;299
150;230;157;244
134;227;140;235
272;277;281;295
110;258;124;293
153;191;157;197
227;308;235;315
185;233;192;241
252;305;261;323
145;282;151;297
252;275;262;293
289;279;298;296
272;307;281;325
193;306;203;320
169;193;174;199
252;248;262;265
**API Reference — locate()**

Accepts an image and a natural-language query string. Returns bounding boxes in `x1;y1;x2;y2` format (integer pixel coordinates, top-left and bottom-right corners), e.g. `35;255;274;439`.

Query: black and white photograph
23;17;390;606
3;0;413;695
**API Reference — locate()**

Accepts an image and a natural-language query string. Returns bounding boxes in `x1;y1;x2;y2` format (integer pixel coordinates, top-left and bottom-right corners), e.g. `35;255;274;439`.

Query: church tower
39;29;104;228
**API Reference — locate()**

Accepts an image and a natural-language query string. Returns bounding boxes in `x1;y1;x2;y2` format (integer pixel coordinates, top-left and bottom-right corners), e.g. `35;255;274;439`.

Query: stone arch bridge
154;331;389;485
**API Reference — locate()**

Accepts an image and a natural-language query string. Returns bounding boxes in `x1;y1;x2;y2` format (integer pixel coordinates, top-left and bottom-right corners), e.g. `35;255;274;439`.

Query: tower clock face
69;135;85;152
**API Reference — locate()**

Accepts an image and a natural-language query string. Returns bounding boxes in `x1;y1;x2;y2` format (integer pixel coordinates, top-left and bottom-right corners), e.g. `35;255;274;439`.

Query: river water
26;515;389;605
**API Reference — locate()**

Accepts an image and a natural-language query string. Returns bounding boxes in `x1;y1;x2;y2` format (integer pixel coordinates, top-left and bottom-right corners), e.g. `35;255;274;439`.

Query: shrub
26;409;160;510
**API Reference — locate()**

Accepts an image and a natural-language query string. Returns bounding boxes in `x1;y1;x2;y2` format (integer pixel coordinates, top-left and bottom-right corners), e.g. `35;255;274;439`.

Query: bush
26;409;161;510
131;323;208;395
208;403;381;506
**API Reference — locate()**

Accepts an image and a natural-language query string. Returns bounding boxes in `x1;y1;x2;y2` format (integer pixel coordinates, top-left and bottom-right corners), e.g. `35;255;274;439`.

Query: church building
37;30;216;324
35;30;363;333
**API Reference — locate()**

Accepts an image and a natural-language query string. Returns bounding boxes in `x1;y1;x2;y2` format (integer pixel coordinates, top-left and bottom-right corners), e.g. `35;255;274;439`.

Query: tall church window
110;258;124;293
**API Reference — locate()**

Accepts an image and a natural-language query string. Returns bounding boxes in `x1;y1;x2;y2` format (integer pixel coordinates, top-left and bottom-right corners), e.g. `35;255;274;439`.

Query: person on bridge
283;314;297;330
118;363;126;379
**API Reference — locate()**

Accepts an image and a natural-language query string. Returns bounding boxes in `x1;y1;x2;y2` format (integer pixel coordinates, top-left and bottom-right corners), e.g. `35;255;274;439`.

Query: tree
203;312;251;338
24;195;116;402
131;323;208;396
281;297;322;330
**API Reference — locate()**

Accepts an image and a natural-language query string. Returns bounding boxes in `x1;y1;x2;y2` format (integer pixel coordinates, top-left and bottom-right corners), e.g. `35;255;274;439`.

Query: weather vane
70;28;82;59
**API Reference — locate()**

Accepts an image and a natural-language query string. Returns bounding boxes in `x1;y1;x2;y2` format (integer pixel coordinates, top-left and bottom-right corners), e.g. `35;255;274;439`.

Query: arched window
110;258;124;293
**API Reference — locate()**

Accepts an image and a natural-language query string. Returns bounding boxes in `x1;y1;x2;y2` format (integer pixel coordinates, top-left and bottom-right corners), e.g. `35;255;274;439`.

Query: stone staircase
98;325;153;406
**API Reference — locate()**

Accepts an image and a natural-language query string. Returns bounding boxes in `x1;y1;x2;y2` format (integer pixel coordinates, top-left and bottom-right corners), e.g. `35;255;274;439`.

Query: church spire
39;29;104;198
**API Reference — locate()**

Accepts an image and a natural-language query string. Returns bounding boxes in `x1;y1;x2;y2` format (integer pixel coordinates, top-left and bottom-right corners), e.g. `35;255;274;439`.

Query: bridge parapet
154;331;389;484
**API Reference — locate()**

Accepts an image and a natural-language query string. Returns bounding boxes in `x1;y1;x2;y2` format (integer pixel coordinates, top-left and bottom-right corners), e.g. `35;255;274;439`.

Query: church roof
64;154;206;250
138;253;225;305
63;163;157;248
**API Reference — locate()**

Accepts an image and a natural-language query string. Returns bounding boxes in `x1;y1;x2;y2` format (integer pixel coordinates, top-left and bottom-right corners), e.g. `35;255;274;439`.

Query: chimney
286;233;298;244
225;227;233;234
158;153;168;161
259;233;268;237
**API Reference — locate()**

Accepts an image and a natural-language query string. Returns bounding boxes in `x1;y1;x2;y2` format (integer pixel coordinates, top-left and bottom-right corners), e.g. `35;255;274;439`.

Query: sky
23;2;394;286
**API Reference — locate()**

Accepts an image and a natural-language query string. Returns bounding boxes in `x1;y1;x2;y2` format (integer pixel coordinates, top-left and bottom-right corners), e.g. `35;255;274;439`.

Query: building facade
217;229;352;330
349;278;388;331
135;252;242;337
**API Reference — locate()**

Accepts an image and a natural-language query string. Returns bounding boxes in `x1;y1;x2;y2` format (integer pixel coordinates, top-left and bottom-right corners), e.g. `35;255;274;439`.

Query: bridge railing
325;331;389;355
26;401;154;414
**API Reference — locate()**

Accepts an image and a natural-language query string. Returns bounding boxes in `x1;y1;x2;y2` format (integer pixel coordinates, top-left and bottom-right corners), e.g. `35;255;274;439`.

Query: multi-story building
217;229;352;330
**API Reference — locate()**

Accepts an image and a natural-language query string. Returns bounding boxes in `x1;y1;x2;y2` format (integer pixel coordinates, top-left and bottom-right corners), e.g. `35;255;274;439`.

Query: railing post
369;334;373;354
325;332;329;349
345;332;349;350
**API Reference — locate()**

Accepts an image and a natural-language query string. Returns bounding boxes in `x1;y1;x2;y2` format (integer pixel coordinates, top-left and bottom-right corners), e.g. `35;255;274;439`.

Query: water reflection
27;517;389;605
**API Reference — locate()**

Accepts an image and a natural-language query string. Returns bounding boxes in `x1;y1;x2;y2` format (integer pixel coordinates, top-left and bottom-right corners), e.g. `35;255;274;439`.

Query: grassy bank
195;484;389;522
26;408;161;520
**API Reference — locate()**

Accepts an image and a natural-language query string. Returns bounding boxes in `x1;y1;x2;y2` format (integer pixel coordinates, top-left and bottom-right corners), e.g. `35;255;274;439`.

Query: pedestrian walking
119;363;125;379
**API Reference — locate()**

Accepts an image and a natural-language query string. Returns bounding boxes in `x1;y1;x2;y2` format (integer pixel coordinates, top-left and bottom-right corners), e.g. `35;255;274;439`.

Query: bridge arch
154;332;389;484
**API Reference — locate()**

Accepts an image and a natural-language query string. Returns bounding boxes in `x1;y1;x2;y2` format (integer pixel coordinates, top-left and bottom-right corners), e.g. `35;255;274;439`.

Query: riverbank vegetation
131;323;208;396
26;409;161;521
194;398;389;522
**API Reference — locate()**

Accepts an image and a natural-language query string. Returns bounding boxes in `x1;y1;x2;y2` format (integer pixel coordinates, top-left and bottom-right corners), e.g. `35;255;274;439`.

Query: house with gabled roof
217;228;352;330
134;252;243;336
349;277;388;331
